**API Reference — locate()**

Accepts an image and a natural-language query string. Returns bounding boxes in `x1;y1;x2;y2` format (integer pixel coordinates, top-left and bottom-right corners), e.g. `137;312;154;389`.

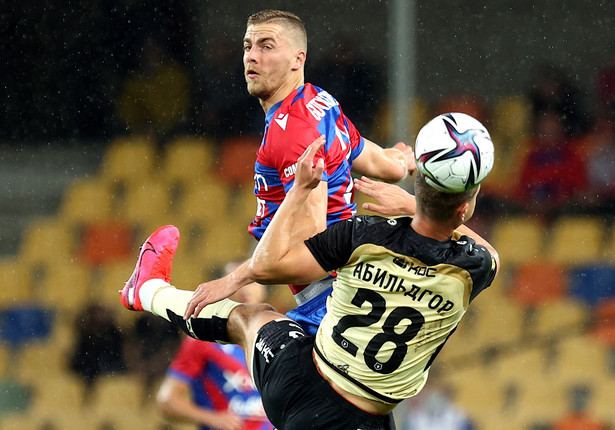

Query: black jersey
304;215;496;404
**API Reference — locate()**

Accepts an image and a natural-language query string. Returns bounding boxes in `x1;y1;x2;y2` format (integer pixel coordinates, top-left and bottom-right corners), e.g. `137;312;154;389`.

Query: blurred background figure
156;261;273;430
116;37;192;140
400;374;474;430
514;109;588;219
69;303;126;404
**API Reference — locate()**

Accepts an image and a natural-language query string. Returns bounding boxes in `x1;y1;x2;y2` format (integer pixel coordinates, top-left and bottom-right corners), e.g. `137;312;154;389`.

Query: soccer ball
415;112;494;193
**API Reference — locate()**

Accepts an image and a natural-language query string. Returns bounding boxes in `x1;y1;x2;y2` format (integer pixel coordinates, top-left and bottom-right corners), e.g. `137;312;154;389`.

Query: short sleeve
304;218;357;272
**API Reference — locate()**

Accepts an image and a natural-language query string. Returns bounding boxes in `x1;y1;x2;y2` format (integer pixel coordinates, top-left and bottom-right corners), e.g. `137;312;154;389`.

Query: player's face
243;23;302;101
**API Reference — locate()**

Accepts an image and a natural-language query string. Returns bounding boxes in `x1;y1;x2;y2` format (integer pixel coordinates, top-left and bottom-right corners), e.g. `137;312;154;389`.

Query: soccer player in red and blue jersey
184;10;415;336
158;338;272;430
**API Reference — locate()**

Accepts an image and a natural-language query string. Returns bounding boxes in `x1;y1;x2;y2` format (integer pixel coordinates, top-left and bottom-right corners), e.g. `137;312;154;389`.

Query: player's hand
354;177;417;216
392;142;417;176
184;278;240;320
294;135;325;190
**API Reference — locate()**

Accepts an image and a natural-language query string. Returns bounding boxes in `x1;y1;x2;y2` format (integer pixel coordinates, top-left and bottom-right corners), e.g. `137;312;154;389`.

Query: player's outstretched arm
184;137;329;319
352;139;416;183
157;376;244;430
354;177;417;216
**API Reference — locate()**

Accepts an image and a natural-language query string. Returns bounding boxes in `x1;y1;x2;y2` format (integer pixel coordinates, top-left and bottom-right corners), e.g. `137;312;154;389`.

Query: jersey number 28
331;288;425;374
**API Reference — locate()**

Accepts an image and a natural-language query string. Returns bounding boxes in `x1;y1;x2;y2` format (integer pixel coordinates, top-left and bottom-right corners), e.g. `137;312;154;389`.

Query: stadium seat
115;177;171;224
217;135;261;187
161;135;218;184
179;179;232;226
91;374;143;415
568;265;615;307
0;306;53;351
34;261;92;312
545;216;606;266
174;218;249;267
491;95;532;141
490;216;545;266
591;298;615;347
59;177;113;223
78;220;135;267
436;93;486;124
99;136;157;184
18;219;75;266
554;335;610;384
509;261;566;306
0;258;32;305
531;297;588;338
28;373;86;415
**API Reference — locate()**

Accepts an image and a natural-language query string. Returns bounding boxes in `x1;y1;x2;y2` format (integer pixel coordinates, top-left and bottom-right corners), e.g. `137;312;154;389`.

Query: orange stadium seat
591;298;615;348
218;136;261;187
510;261;566;306
78;220;135;267
436;93;486;124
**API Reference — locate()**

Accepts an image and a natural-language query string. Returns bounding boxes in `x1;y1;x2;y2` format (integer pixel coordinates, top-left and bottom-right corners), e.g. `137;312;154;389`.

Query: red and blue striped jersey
248;83;365;242
167;337;273;430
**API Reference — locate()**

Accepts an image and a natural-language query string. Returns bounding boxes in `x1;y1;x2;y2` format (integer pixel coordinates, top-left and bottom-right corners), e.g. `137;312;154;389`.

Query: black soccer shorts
252;318;396;430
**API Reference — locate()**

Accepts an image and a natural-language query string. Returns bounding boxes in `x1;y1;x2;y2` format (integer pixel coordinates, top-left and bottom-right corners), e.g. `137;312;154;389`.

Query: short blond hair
247;9;307;52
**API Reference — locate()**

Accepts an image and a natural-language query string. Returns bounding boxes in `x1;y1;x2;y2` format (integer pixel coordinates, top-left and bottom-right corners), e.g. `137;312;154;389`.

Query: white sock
139;279;172;312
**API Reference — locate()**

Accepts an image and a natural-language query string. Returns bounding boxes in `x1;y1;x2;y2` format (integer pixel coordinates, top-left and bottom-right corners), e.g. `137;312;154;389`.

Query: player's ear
292;50;306;71
457;202;470;223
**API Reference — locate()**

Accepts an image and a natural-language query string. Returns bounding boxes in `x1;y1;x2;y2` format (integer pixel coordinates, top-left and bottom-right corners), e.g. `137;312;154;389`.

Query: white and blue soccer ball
415;112;494;193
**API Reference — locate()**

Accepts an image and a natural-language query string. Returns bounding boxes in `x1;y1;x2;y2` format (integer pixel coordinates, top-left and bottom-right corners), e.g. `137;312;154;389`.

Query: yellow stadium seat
532;297;588;338
491;95;532;142
179;179;232;225
29;373;86;414
161;135;218;184
59;177;113;223
554;335;610;385
490;216;545;266
18;219;75;266
0;258;32;305
91;374;143;416
115;177;171;223
99;136;157;184
34;261;92;312
546;216;606;266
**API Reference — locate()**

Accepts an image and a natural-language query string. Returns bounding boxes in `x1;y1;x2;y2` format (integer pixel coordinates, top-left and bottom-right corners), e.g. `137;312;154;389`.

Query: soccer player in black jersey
121;132;499;429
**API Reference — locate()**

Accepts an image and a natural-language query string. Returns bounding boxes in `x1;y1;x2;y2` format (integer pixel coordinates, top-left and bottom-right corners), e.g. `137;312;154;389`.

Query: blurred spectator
529;64;589;137
401;381;473;430
69;303;126;402
156;264;273;430
116;38;192;139
552;385;605;430
583;114;615;214
514;110;588;218
125;313;181;398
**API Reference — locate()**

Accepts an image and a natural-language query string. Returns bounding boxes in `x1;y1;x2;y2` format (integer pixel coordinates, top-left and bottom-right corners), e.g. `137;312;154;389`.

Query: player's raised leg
119;225;280;351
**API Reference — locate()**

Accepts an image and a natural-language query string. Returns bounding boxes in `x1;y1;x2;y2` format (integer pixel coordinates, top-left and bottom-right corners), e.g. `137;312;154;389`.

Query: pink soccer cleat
120;225;180;311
